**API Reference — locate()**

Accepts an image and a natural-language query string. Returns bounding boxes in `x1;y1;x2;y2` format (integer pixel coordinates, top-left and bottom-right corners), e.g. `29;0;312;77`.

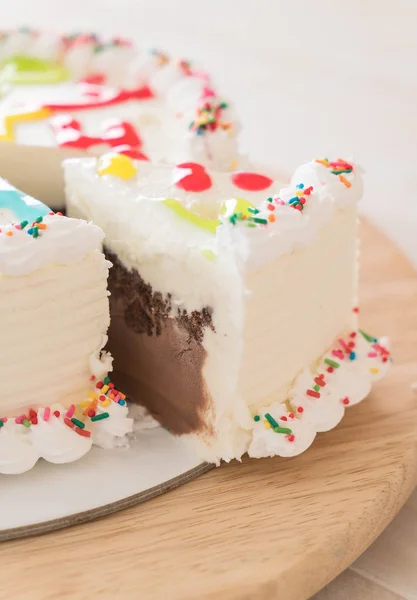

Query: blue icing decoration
0;178;50;223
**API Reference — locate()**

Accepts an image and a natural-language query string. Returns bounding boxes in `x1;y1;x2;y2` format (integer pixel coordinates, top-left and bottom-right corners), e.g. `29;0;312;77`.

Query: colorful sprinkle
264;413;279;429
75;428;92;438
189;99;230;136
359;329;377;343
274;426;292;434
66;404;75;418
91;412;110;422
324;358;340;369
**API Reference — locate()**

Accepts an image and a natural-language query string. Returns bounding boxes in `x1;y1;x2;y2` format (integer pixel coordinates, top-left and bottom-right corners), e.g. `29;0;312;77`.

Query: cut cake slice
0;177;132;474
64;155;390;463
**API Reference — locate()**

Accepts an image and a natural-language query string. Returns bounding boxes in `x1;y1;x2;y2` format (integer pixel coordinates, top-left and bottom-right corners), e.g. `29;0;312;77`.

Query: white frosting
0;403;133;475
218;162;363;271
1;249;111;415
249;333;390;458
0;214;105;277
289;368;346;433
249;411;316;458
175;128;240;172
65;157;277;220
291;160;363;205
64;156;361;273
129;403;160;433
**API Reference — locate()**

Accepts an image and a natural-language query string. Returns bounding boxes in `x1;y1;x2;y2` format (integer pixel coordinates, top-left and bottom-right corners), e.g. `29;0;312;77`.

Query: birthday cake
0;178;133;474
0;28;391;470
0;28;239;209
64;154;391;463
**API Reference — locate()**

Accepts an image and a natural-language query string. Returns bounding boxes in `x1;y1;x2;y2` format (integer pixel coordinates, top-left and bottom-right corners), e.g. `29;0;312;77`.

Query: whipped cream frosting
0;401;132;475
0;212;105;276
248;331;390;458
64;156;362;275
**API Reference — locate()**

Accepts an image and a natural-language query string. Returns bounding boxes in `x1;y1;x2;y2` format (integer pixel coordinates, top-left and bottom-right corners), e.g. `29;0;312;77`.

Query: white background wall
2;0;417;263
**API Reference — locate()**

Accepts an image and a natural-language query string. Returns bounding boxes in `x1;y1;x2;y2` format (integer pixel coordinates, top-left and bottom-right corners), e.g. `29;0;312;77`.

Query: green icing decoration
0;55;68;85
220;197;255;220
163;198;220;234
200;248;217;262
163;197;257;234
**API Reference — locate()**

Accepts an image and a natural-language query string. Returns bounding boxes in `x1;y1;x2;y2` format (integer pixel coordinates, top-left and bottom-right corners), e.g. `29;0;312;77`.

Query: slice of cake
64;155;390;463
0;29;240;208
0;177;132;474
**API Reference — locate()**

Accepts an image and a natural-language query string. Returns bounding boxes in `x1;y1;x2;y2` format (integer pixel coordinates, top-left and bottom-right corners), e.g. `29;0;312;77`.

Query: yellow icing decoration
220;197;255;219
163;198;220;234
97;153;137;180
0;107;52;141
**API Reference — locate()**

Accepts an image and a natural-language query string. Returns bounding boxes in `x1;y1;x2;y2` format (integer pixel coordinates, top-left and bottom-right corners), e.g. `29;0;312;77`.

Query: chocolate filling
105;249;215;435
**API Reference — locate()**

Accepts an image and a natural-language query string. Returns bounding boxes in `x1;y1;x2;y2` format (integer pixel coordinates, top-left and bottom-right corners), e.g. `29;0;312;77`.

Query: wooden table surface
0;222;415;600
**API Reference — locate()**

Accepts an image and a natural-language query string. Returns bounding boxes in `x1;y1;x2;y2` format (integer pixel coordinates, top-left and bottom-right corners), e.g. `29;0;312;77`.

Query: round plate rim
0;461;213;542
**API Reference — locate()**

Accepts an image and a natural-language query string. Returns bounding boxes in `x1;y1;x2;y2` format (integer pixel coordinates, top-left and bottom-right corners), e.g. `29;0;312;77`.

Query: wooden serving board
0;221;416;600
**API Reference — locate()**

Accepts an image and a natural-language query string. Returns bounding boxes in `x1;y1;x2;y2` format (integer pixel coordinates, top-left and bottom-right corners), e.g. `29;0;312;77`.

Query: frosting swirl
0;403;133;475
0;214;105;277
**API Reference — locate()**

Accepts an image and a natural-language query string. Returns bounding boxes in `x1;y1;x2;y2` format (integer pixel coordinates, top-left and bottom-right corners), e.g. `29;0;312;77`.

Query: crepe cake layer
0;29;241;208
0;177;133;474
64;155;390;463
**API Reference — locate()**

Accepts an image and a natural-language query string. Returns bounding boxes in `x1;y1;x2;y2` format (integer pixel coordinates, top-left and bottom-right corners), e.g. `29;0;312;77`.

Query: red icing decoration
50;116;149;160
200;85;216;99
174;162;212;192
231;172;273;192
80;73;107;85
44;83;154;112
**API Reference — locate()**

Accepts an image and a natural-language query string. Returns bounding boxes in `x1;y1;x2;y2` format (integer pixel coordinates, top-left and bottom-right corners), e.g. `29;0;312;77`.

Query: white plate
0;427;211;541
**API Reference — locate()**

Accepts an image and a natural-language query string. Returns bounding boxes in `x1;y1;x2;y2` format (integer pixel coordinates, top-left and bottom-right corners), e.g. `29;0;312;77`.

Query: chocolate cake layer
106;250;215;435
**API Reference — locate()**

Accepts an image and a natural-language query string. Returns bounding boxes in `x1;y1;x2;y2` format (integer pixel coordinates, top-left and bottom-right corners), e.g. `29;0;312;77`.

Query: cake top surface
0;177;104;277
64;154;362;271
0;28;240;171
